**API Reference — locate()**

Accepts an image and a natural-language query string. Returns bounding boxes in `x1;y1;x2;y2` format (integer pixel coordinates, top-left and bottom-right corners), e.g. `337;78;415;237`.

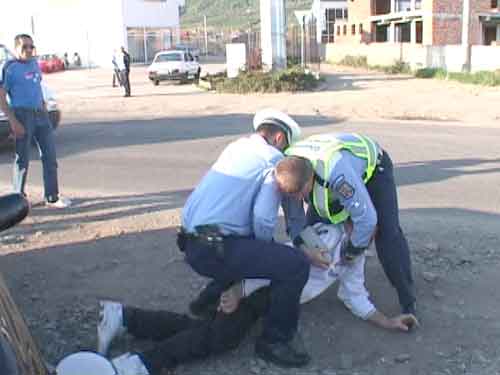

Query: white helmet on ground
253;109;302;145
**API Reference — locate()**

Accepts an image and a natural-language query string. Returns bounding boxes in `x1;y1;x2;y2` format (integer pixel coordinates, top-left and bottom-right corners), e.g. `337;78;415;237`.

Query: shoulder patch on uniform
333;175;355;200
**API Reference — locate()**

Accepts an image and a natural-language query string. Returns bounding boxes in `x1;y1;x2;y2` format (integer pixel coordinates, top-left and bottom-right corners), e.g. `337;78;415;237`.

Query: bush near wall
200;67;322;94
415;68;500;86
338;55;500;86
338;55;411;74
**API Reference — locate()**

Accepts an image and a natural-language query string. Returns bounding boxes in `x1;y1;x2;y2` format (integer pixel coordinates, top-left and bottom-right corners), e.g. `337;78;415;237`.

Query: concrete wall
325;42;427;68
325;42;500;71
471;45;500;70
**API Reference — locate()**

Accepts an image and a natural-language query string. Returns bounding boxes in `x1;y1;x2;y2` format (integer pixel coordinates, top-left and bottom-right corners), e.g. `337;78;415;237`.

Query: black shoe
402;302;418;331
189;286;220;318
402;302;417;316
255;335;311;368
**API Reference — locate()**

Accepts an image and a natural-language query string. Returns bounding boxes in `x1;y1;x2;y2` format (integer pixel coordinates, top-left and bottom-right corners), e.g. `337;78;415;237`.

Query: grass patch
338;55;500;86
415;68;500;86
338;55;411;74
201;67;323;93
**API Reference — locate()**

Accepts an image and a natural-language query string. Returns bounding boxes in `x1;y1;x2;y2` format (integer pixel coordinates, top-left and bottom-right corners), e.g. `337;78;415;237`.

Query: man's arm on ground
338;253;418;331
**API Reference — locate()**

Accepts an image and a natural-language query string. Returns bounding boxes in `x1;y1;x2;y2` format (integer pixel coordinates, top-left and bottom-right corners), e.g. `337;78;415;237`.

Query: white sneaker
97;300;126;355
112;353;149;375
46;196;72;209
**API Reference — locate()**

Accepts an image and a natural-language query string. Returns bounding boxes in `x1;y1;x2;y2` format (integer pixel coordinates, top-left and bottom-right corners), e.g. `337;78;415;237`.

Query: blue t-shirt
0;58;44;109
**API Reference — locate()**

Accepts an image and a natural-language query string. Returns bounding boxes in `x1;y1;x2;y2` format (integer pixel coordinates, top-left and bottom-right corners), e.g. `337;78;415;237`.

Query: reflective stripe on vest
286;134;379;224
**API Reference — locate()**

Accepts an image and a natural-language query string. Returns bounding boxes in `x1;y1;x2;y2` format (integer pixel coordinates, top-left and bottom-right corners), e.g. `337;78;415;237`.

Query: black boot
255;334;310;368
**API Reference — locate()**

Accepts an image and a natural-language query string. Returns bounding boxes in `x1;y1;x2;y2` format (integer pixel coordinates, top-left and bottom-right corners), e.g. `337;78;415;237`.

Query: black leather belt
177;225;225;259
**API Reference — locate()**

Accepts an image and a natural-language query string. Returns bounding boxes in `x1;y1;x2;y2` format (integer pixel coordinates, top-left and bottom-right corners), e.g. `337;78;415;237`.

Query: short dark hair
14;34;33;46
256;123;287;141
275;156;314;194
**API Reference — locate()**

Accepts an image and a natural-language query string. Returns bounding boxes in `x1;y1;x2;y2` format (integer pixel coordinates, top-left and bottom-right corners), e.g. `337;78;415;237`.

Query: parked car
0;44;61;147
38;53;65;73
147;50;201;85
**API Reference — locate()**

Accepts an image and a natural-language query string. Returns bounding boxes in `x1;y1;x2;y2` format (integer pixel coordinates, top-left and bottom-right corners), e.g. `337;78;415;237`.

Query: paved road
1;117;499;216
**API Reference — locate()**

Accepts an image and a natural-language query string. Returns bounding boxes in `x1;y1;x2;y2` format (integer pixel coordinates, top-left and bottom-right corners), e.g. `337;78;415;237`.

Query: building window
337;25;341;35
343;25;347;35
492;0;498;8
351;24;356;35
359;23;364;34
344;9;349;19
335;8;343;19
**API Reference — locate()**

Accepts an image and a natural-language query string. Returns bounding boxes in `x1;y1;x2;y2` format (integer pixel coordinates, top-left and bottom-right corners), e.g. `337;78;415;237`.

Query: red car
38;54;65;73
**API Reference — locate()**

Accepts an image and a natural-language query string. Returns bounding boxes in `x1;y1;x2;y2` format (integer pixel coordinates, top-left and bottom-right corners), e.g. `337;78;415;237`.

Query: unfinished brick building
324;0;500;45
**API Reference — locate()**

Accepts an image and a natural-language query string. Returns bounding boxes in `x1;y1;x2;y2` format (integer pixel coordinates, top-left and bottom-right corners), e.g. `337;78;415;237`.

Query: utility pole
461;0;471;72
204;15;208;56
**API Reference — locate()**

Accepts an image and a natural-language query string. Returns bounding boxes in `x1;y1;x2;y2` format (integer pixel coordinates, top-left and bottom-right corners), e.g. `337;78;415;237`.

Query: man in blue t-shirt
0;34;71;208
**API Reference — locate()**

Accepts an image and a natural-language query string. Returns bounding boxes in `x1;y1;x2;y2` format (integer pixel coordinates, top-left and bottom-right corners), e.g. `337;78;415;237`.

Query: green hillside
181;0;314;29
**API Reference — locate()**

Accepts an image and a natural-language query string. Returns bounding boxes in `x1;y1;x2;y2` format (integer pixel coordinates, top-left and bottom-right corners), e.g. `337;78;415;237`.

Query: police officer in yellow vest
286;133;416;316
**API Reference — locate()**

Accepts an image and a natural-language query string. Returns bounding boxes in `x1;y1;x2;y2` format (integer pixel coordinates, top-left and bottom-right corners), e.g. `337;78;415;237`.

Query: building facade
313;0;500;70
314;0;500;46
1;0;185;67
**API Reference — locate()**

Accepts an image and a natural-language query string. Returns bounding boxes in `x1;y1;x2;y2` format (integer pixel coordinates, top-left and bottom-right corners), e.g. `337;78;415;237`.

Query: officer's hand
388;314;419;331
10;118;25;138
218;283;243;314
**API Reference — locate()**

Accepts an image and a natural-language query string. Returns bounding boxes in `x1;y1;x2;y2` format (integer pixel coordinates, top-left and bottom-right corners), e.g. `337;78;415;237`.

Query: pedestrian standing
120;47;131;97
0;34;71;208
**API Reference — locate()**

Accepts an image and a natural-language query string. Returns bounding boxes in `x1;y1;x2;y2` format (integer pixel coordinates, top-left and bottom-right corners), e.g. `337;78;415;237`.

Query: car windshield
155;53;182;62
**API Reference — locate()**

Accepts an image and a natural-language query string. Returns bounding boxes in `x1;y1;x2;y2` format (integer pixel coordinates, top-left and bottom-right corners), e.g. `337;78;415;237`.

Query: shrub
338;55;368;68
415;68;446;78
201;67;322;93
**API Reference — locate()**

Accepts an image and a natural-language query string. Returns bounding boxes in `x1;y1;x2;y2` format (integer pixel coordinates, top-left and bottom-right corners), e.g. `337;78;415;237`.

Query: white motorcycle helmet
253;109;302;145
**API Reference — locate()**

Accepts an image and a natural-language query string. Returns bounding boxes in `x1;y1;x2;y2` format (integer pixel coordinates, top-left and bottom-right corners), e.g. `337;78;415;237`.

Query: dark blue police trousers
366;151;415;311
184;236;309;343
307;151;416;311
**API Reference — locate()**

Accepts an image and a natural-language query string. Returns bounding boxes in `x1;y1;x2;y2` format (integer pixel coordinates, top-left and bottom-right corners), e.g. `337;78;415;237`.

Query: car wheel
153;80;160;86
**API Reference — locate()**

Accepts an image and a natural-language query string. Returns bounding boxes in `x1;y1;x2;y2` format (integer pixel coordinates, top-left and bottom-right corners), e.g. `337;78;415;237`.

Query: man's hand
368;310;419;332
387;314;419;331
10;118;25;138
301;245;331;269
218;282;243;314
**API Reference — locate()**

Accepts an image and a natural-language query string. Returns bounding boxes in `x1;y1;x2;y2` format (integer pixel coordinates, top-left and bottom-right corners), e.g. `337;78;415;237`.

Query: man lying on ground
96;223;418;375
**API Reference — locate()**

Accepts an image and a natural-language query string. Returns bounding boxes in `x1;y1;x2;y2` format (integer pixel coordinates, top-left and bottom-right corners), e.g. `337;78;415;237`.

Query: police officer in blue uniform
287;133;417;318
179;110;313;367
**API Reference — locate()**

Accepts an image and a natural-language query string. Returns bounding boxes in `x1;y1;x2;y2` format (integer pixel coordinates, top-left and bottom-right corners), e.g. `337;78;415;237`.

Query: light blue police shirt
327;134;378;248
182;134;305;242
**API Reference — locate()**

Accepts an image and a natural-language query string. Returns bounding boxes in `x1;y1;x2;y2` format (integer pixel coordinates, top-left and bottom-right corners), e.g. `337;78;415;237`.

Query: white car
147;50;201;85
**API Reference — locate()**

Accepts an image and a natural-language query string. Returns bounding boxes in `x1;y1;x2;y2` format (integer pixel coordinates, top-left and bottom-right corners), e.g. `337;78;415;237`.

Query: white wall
470;46;500;72
325;42;500;72
0;0;183;67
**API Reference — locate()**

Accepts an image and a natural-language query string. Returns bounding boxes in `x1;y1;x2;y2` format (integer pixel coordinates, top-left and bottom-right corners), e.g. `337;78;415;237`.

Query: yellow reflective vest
285;133;380;224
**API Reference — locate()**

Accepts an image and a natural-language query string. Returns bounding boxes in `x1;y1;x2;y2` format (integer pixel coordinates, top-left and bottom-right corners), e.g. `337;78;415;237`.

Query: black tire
153;80;160;86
